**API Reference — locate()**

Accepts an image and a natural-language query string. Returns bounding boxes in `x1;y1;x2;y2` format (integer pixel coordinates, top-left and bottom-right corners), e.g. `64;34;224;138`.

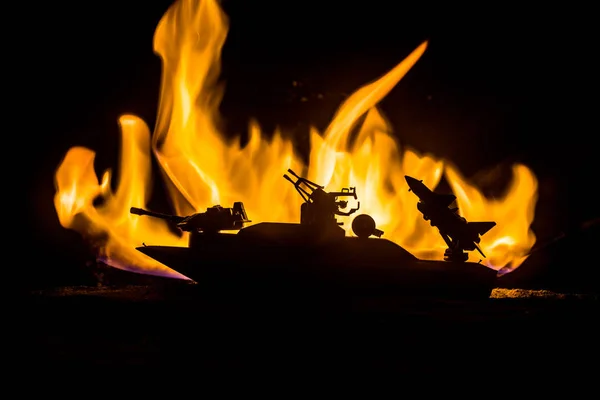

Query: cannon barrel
130;207;186;223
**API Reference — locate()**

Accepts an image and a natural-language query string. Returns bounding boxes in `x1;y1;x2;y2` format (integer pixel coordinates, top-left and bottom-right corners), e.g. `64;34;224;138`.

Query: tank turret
130;202;250;234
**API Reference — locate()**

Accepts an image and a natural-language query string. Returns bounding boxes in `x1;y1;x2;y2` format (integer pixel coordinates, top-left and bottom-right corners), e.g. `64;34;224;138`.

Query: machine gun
130;202;250;234
283;169;360;227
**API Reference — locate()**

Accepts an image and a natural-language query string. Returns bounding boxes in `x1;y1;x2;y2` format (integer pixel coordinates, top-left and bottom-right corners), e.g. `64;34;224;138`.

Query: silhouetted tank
131;170;498;300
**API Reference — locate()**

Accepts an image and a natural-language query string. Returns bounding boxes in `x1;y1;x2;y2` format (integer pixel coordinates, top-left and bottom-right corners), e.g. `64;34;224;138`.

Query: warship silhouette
131;170;498;299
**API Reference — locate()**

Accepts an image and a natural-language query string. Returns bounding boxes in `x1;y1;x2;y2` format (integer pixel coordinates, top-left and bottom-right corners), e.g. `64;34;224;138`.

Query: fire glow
54;0;538;280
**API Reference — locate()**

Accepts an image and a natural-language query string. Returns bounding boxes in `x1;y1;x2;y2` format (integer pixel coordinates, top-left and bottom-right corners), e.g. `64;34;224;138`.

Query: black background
22;0;597;290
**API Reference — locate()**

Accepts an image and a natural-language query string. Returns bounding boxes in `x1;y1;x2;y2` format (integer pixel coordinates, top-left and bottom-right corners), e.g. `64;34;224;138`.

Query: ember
54;0;537;279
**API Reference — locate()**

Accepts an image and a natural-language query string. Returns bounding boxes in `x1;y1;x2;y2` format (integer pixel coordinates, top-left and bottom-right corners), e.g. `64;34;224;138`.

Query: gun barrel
329;191;357;199
129;207;185;223
287;169;301;179
283;174;295;185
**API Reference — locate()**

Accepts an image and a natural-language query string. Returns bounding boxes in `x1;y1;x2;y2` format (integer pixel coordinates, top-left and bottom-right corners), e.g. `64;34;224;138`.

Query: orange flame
54;0;538;279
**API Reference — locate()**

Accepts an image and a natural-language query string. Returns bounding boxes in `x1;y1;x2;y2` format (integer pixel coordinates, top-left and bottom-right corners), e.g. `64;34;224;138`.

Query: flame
53;0;538;279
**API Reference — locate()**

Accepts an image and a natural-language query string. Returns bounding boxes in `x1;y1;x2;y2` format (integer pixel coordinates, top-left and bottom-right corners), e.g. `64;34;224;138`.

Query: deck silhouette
132;169;498;300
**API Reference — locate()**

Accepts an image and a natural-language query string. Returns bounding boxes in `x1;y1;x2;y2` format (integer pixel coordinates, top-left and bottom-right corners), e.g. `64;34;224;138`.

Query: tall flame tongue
54;0;538;279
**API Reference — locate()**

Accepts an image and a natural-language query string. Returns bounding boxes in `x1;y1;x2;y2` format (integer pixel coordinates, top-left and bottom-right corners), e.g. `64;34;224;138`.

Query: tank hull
136;222;498;300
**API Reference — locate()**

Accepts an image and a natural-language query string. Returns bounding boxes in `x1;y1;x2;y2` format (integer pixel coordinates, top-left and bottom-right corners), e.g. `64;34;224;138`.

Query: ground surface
18;284;599;376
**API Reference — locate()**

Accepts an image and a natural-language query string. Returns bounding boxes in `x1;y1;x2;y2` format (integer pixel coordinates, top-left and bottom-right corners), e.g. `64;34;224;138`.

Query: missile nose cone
405;176;418;186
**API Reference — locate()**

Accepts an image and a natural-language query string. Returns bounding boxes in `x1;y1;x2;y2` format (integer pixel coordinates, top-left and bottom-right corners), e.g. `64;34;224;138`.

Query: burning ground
54;0;538;280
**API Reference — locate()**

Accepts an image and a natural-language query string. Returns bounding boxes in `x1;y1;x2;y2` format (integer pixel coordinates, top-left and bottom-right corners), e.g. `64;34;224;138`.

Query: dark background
22;0;597;291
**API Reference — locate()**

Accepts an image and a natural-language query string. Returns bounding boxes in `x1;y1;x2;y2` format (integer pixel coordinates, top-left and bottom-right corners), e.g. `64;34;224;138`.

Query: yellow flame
54;0;538;279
